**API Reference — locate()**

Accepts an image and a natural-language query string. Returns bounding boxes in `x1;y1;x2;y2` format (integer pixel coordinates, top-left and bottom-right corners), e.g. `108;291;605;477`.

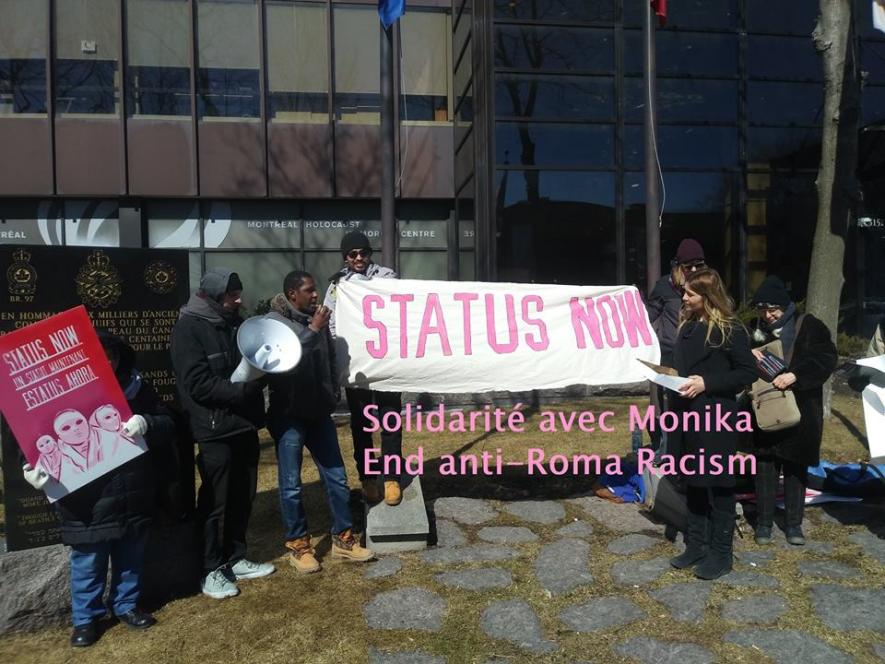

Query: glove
122;414;148;437
22;463;49;490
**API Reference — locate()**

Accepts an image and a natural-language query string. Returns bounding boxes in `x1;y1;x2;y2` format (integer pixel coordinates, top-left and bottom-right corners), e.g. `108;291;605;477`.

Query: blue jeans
273;417;352;541
69;531;147;626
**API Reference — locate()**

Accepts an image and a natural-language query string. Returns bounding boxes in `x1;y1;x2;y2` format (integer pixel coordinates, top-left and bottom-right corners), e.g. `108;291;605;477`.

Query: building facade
1;0;884;332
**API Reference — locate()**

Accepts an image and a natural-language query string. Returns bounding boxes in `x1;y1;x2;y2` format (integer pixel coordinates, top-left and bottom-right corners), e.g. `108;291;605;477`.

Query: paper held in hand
856;354;885;462
636;359;688;393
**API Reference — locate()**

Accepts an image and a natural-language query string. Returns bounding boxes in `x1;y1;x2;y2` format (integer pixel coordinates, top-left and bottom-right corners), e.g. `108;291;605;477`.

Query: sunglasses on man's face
680;260;706;270
347;249;371;260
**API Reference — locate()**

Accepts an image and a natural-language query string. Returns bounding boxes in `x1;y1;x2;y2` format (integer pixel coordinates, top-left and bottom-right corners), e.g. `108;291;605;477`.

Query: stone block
366;476;429;554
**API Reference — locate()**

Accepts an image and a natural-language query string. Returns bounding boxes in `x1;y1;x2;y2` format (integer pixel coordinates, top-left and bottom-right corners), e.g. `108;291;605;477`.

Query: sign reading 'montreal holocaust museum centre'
0;247;189;551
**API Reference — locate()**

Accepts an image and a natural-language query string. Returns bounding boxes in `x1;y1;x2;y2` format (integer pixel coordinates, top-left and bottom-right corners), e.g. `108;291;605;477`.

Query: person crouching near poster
267;271;374;573
667;269;757;580
749;276;837;546
170;268;274;600
324;231;404;506
21;332;174;647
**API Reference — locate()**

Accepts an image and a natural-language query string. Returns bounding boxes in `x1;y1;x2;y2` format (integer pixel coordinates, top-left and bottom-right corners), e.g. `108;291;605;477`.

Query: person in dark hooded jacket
170;268;274;600
21;332;174;648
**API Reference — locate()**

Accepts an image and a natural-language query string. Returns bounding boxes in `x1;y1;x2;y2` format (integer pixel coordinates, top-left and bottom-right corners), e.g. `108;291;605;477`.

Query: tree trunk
808;0;861;415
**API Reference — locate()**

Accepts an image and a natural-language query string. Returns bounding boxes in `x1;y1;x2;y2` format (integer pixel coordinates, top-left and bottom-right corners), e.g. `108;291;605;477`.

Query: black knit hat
341;231;371;257
752;275;791;308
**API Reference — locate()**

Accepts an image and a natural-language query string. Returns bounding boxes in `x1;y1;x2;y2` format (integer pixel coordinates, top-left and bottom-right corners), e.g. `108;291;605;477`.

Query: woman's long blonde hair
678;268;739;346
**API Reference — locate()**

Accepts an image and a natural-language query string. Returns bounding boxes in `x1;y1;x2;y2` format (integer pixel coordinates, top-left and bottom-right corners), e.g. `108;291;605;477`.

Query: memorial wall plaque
1;247;190;551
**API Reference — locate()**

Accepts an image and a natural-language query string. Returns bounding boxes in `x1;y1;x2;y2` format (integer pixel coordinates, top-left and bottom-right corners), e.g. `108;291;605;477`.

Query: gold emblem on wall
143;260;178;295
75;250;122;308
6;248;38;296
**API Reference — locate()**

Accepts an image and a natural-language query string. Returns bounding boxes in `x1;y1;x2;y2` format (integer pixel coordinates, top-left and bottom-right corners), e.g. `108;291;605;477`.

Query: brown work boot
331;529;375;562
362;479;382;504
384;480;402;506
285;536;321;574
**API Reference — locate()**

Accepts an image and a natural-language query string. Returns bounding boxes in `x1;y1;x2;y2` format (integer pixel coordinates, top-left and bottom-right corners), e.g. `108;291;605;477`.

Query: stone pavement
362;496;885;662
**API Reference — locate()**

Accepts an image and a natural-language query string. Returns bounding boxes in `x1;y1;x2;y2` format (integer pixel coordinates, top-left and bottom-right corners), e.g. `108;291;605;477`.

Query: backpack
807;461;885;498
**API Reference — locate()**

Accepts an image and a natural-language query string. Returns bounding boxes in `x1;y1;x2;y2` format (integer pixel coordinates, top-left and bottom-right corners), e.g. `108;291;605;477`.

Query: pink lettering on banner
363;295;388;359
416;293;452;358
596;295;624;348
390;294;414;358
453;292;478;355
617;289;654;347
569;297;605;349
521;295;549;351
485;294;519;354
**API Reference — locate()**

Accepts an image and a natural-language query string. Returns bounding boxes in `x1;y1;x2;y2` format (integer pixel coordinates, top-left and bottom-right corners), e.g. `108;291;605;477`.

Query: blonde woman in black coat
668;269;757;580
750;276;837;546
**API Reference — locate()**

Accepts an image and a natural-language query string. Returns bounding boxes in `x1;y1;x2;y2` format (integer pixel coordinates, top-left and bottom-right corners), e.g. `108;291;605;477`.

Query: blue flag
378;0;405;28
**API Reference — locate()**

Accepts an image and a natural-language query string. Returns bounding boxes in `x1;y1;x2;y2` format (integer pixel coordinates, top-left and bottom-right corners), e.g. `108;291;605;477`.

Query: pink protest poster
0;305;146;502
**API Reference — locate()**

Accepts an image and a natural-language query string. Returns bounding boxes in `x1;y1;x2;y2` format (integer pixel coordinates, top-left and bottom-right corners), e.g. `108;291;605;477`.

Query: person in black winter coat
21;332;174;647
646;239;708;452
749;276;837;546
170;268;274;600
667;268;757;580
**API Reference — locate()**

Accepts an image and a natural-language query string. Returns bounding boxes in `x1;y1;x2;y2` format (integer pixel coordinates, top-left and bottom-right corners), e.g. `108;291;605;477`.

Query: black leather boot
754;458;776;544
694;508;734;580
670;509;709;569
784;472;806;545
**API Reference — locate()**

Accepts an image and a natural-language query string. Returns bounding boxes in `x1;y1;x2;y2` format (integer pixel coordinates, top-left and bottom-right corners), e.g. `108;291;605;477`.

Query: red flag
651;0;666;27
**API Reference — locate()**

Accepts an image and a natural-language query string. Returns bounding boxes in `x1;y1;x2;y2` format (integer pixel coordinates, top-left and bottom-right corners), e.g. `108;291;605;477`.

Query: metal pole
380;22;397;271
643;1;661;294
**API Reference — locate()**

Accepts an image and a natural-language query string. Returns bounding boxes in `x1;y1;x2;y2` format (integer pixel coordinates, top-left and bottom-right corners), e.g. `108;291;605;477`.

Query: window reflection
746;1;819;35
495;122;613;167
625;126;739;170
334;6;380;124
401;11;450;122
624;77;737;123
495;26;613;73
624;0;736;29
494;0;614;23
748;36;821;82
0;0;48;115
748;81;822;126
495;74;613;120
747;127;821;170
625;31;738;77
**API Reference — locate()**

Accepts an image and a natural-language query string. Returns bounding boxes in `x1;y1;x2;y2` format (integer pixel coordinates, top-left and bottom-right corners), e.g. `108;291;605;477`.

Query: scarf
765;302;798;359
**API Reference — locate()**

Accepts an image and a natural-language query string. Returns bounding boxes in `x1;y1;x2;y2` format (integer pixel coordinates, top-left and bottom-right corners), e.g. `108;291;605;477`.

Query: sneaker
785;527;806;546
285;537;321;574
230;558;276;580
331;529;375;562
754;525;773;545
201;568;239;599
384;480;402;506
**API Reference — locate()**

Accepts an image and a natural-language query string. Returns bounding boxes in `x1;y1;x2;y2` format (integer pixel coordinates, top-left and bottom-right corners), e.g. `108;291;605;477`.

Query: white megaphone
230;313;302;383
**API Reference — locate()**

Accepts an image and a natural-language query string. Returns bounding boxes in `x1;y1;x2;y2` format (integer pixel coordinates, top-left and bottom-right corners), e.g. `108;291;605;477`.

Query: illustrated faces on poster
53;409;90;445
93;404;122;432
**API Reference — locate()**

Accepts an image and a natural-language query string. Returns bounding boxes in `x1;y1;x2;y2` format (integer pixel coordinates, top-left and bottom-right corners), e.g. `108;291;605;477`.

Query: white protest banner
335;279;660;393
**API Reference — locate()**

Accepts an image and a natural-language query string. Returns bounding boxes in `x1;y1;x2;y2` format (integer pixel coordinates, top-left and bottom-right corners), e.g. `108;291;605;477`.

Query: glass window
494;169;614;208
455;128;473;189
624;77;738;123
55;0;120;116
0;200;56;245
266;1;329;123
495;74;613;121
333;6;380;124
624;0;737;29
303;251;344;291
126;0;191;118
495;122;613;168
748;36;821;82
863;41;885;85
64;200;120;247
493;0;614;23
401;10;450;122
0;0;48;115
495;26;613;73
148;200;201;248
496;171;615;284
748;81;822;126
399;251;447;279
625;30;738;77
459;251;475;280
197;0;260;119
746;1;820;35
205;251;301;312
624;126;739;170
201;201;301;249
863;85;885;126
747;127;821;170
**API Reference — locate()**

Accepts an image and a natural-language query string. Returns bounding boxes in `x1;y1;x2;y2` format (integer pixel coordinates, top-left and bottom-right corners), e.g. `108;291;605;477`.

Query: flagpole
644;1;661;293
380;21;397;271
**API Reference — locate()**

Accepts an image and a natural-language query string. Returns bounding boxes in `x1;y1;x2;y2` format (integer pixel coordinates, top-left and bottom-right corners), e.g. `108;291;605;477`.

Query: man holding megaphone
171;268;275;600
267;270;374;574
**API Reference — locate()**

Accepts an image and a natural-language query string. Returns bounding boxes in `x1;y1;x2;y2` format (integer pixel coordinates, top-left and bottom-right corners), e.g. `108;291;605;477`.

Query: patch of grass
0;392;881;664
